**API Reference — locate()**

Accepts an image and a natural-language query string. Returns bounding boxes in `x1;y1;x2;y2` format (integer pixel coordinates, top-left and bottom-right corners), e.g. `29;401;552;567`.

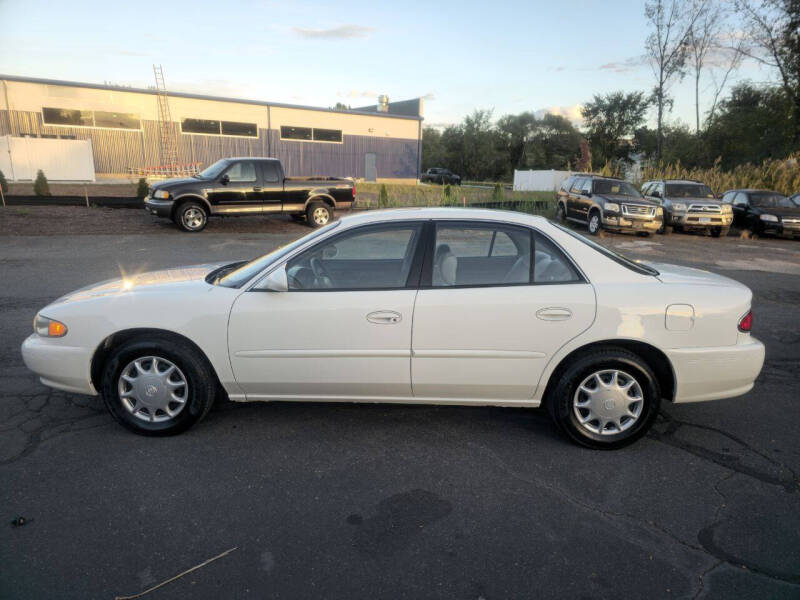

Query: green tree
496;112;537;172
581;91;651;166
421;126;446;171
33;170;50;196
378;184;389;208
136;177;148;200
529;114;583;169
0;169;8;195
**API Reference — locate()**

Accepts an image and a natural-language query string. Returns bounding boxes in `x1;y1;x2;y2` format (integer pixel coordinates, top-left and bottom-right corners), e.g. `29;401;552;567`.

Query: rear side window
570;177;586;194
262;162;281;183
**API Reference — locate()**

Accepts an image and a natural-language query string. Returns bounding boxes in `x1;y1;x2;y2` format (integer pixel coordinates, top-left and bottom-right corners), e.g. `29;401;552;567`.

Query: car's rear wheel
587;210;601;235
306;201;333;228
101;336;216;436
556;202;566;222
175;201;208;232
547;347;660;449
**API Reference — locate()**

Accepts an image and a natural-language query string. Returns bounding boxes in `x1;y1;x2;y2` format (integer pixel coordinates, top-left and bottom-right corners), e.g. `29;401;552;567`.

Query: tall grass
355;182;555;217
636;154;800;195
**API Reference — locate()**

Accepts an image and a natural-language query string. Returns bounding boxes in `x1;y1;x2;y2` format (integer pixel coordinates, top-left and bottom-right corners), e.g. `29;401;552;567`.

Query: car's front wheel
175;201;208;232
101;336;216;435
547;347;660;449
587;210;602;235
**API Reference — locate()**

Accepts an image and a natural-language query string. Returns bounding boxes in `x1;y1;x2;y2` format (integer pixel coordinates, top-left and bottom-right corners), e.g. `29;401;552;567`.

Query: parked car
421;168;461;185
641;179;733;237
790;193;800;208
556;174;662;236
721;189;800;238
144;157;355;232
21;208;764;449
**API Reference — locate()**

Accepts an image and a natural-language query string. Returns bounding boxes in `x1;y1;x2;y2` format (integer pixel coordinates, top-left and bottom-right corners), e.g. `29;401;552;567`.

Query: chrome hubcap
182;207;205;230
118;356;188;423
573;369;644;435
312;207;329;225
589;215;599;232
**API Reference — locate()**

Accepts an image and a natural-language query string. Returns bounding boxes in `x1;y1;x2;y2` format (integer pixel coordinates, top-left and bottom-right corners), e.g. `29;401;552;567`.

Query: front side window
580;179;592;195
286;224;423;291
733;192;749;206
225;161;257;182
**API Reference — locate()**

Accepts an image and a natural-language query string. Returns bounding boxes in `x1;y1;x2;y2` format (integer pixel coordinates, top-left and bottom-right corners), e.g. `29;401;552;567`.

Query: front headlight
672;202;687;211
153;189;170;200
760;214;779;222
34;314;68;337
722;204;732;213
656;207;663;215
604;202;620;212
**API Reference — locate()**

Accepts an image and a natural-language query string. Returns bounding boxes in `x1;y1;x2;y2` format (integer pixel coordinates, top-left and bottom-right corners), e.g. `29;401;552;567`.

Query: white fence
0;135;96;182
513;169;572;192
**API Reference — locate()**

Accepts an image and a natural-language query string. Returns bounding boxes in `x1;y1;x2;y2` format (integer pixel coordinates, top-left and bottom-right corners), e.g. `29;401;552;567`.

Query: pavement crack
692;559;723;599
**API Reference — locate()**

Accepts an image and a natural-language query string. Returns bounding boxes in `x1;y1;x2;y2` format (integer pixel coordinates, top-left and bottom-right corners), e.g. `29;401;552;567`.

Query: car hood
50;262;229;305
598;194;657;206
151;177;203;190
648;262;746;288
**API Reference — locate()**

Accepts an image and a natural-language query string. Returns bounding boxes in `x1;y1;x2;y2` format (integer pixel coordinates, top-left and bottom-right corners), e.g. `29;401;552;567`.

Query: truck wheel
175;201;208;232
306;201;333;228
587;210;601;235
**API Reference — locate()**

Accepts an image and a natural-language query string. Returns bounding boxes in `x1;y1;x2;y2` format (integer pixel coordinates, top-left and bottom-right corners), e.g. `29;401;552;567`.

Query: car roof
336;207;549;229
724;188;782;194
570;173;623;181
644;179;707;184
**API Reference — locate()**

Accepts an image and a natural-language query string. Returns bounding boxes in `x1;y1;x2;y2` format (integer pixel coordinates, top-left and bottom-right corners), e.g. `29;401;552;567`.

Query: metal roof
0;74;423;121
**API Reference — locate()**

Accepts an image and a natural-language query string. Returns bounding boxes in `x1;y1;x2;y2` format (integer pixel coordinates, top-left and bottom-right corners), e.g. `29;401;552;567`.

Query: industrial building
0;74;423;182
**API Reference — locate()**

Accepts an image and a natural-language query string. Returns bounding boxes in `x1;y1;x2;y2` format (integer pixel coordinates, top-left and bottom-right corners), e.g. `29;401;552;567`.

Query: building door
365;153;377;182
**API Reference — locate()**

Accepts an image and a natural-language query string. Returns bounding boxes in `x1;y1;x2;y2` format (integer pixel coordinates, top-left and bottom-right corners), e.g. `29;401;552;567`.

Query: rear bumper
144;197;174;218
666;337;765;403
21;334;97;395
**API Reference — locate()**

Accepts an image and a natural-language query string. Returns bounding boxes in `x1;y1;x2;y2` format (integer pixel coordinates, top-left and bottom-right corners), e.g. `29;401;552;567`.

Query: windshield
215;222;340;288
196;159;230;179
665;183;714;198
552;222;659;276
750;192;792;209
593;180;641;197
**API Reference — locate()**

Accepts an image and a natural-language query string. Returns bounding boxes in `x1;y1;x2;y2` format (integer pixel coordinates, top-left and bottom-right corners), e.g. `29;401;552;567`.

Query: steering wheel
309;257;334;288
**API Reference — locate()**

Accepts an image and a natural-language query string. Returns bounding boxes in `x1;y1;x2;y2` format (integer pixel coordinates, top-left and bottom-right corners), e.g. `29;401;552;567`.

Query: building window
221;121;258;137
181;118;221;135
313;128;342;142
42;107;93;127
94;111;140;130
280;126;313;141
280;125;343;143
41;134;58;139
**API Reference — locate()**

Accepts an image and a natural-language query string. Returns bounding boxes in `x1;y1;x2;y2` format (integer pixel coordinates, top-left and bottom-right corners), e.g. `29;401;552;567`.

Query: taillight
738;309;753;333
352;186;356;200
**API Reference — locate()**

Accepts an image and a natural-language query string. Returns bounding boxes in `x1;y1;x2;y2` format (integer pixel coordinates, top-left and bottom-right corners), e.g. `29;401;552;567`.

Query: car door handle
366;311;402;324
536;307;572;321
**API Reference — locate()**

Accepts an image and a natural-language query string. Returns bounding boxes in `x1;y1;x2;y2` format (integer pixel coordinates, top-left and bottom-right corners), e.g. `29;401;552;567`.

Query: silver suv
641;179;733;237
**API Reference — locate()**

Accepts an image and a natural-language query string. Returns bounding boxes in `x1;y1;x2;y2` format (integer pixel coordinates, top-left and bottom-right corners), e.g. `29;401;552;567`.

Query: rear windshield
750;192;792;208
593;180;641;197
665;183;714;198
552;223;659;276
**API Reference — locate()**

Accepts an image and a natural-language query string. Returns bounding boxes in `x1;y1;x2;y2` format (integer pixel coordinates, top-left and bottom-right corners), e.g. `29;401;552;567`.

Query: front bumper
759;220;800;237
666;337;765;403
672;212;733;229
602;214;662;232
21;334;97;395
144;197;174;218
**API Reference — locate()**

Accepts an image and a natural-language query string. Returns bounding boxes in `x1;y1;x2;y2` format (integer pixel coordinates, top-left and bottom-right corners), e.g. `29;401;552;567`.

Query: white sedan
21;208;765;448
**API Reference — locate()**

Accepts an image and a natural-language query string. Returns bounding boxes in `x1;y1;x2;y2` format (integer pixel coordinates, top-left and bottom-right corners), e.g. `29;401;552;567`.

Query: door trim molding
234;349;411;358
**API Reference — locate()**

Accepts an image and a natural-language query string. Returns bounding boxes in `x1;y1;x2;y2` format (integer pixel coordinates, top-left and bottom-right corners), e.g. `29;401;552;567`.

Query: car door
207;160;262;213
411;221;595;401
227;221;425;399
732;192;750;226
578;177;593;219
259;161;284;214
567;177;586;219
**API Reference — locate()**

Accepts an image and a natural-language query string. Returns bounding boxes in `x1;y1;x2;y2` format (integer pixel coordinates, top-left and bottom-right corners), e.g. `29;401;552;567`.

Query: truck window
225;161;257;182
262;162;280;183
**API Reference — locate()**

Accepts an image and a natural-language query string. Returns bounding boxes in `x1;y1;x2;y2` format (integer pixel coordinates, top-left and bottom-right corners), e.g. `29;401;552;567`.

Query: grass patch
355;182;555;217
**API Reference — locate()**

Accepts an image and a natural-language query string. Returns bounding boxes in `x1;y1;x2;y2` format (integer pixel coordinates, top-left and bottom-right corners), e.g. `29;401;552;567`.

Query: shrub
33;170;50;196
492;183;503;202
0;169;7;195
378;184;389;208
136;177;148;200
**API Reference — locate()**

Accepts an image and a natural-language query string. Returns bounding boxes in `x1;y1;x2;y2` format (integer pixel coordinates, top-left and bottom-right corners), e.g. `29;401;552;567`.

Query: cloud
598;56;647;73
338;90;379;99
534;105;584;125
293;24;374;39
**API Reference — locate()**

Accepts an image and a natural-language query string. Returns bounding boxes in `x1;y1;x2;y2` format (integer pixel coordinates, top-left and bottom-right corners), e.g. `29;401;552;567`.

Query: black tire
711;227;722;238
306;201;333;228
657;217;667;234
556;202;566;222
175;201;208;232
101;335;216;436
546;347;661;449
636;231;650;237
587;209;602;235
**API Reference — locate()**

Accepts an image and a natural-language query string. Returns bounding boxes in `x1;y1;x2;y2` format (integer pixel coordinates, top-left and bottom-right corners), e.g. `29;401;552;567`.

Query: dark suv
641;179;732;237
721;189;800;238
556;174;662;236
421;168;461;185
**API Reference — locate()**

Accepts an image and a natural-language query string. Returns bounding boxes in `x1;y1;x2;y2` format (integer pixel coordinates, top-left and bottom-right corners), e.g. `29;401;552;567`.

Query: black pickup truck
144;157;355;232
420;167;461;185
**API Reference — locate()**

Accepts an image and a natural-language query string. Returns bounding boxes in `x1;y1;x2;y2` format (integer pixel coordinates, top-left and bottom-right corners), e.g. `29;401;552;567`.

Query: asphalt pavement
1;218;799;599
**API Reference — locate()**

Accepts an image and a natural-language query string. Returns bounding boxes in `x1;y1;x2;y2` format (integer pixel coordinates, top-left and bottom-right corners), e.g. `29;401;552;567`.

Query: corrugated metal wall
0;110;419;179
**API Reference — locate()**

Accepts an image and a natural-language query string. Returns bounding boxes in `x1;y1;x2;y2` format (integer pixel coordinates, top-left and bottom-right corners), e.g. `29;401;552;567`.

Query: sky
0;0;774;129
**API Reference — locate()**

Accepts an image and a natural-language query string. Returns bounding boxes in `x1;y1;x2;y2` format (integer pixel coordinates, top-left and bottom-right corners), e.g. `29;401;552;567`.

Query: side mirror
257;266;288;292
651;190;661;199
220;173;230;185
584;191;592;198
